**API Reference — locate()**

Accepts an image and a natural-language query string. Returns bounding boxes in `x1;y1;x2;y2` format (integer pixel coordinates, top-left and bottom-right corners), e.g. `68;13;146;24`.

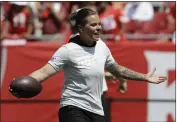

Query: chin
93;37;100;41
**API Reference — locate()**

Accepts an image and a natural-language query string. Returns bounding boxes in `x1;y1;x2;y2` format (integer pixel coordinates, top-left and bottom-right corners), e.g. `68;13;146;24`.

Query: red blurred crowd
1;1;176;43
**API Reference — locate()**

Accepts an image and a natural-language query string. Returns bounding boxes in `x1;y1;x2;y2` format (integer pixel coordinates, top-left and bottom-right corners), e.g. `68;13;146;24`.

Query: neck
80;35;94;46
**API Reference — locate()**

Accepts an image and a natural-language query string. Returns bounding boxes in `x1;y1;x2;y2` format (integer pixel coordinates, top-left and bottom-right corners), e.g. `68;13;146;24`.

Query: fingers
158;76;167;82
155;76;167;84
112;76;117;80
156;80;165;84
111;80;117;84
148;76;167;84
119;87;127;93
118;80;127;93
159;76;167;80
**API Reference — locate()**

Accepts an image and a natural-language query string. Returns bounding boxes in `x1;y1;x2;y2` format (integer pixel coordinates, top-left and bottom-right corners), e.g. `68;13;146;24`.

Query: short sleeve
48;46;68;71
105;47;115;68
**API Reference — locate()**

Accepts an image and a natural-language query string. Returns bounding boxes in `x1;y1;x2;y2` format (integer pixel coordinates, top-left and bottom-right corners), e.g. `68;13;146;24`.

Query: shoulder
62;41;79;49
97;38;104;44
97;38;108;48
97;39;112;55
59;41;80;54
58;43;73;51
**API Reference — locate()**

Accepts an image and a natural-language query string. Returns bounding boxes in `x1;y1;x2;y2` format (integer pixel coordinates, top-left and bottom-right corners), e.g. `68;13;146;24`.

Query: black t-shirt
68;35;96;47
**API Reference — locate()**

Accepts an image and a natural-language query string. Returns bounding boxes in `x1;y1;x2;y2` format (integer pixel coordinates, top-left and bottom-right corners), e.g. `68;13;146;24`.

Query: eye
90;23;97;27
98;22;101;26
90;23;101;27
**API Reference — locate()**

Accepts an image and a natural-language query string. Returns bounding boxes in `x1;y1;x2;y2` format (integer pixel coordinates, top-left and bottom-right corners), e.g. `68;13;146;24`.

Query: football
9;76;42;98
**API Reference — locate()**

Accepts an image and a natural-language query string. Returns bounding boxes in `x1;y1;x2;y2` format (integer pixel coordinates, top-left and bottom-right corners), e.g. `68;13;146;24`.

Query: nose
96;24;102;31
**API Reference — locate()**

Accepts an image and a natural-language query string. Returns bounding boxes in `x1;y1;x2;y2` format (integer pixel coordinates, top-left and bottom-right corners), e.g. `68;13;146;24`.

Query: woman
68;9;127;122
12;8;167;122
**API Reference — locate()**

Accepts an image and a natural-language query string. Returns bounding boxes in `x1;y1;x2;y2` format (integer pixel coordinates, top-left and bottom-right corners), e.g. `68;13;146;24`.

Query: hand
105;72;128;93
118;78;127;93
105;72;117;82
146;67;167;84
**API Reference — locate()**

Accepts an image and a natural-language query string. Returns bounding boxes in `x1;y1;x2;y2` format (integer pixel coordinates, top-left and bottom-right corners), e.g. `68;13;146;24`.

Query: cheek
85;27;95;35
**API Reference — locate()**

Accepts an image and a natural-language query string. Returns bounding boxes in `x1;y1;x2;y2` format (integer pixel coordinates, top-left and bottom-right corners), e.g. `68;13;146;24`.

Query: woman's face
79;14;102;42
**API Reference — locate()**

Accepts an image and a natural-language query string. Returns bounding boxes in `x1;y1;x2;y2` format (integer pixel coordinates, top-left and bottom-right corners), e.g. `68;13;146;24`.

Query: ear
78;25;83;33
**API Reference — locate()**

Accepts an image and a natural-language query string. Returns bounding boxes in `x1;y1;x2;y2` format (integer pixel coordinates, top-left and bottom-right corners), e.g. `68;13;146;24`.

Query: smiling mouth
94;33;100;37
94;33;100;36
93;34;100;40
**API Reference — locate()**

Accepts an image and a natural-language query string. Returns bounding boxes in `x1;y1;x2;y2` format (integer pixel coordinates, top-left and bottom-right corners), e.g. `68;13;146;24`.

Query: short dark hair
69;7;97;30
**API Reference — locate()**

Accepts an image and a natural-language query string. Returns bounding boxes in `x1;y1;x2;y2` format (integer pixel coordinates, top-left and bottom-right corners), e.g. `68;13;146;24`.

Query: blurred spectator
142;3;175;35
123;1;175;42
123;2;154;35
33;2;71;42
124;2;154;22
69;1;87;13
36;2;67;34
154;2;176;43
111;2;127;13
98;2;127;41
86;2;97;12
3;2;34;38
162;2;175;34
1;2;7;40
165;2;175;18
1;1;175;43
28;2;43;36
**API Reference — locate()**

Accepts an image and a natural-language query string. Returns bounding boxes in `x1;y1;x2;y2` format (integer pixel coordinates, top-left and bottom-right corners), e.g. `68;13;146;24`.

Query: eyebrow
89;21;101;25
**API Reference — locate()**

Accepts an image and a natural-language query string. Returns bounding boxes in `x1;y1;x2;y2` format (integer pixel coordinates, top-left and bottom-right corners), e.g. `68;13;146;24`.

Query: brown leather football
9;76;42;98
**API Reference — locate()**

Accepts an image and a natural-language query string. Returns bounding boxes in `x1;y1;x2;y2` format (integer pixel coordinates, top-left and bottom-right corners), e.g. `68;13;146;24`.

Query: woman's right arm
29;63;58;83
30;45;68;83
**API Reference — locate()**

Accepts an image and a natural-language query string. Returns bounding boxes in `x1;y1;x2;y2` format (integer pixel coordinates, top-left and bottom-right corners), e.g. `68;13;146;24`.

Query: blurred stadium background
0;1;176;122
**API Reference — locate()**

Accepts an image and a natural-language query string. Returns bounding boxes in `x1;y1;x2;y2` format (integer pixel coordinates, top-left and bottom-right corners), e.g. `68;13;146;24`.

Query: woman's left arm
106;62;167;84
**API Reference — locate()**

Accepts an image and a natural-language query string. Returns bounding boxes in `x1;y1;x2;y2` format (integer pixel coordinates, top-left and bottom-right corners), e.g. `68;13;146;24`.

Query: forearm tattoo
106;62;147;81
